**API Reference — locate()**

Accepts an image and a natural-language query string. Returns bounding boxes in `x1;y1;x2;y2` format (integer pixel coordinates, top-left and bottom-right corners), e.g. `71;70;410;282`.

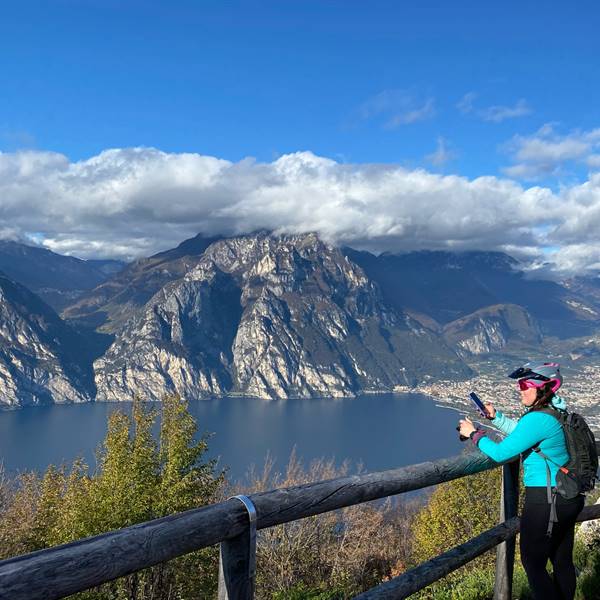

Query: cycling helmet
508;361;563;392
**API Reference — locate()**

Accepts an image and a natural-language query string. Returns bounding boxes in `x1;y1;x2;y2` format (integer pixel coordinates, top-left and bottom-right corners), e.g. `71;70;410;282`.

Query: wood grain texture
493;460;520;600
0;500;248;600
217;529;255;600
1;442;598;600
0;450;497;600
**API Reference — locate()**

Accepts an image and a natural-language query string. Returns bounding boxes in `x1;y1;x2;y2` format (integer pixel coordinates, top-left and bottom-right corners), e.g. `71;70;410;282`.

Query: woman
458;362;584;600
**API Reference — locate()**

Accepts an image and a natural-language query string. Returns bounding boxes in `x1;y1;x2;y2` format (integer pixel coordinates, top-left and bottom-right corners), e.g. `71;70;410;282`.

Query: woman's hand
484;402;496;419
458;418;476;438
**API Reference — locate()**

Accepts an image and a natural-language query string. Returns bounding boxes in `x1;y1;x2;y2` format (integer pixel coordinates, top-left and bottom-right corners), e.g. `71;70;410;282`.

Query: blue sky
1;1;600;271
2;0;599;178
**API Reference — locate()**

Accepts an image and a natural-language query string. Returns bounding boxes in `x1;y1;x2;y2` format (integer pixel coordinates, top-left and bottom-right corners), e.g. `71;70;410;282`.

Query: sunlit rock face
0;272;95;407
62;233;220;333
95;233;470;401
442;303;542;356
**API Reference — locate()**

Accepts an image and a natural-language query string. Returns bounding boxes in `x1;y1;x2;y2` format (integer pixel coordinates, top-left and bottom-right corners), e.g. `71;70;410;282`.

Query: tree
0;395;224;599
231;450;419;599
410;463;502;598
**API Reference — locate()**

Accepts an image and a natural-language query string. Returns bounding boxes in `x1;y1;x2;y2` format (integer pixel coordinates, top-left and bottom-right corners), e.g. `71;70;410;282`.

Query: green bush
575;540;600;600
0;395;224;600
271;582;347;599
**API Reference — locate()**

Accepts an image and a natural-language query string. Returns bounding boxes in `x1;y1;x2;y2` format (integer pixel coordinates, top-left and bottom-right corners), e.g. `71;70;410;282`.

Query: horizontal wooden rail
1;441;599;600
0;449;498;600
354;503;600;599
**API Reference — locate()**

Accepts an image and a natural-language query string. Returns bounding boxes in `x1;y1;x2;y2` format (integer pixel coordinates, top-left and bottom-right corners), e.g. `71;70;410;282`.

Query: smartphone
469;392;488;418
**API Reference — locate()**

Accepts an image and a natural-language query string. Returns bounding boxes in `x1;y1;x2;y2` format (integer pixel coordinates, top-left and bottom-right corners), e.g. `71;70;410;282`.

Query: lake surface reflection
0;394;465;481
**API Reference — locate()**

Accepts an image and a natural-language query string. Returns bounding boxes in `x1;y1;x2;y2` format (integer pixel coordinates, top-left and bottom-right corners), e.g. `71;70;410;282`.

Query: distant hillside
442;304;542;355
5;231;600;407
0;240;123;311
86;259;127;277
62;234;221;332
344;248;599;337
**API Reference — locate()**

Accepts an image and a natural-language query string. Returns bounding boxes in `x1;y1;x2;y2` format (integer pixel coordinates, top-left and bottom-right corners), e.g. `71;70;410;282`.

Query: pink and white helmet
508;361;563;393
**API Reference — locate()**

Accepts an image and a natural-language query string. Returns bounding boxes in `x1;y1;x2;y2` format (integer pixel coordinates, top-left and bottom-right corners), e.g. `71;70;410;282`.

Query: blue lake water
0;394;465;482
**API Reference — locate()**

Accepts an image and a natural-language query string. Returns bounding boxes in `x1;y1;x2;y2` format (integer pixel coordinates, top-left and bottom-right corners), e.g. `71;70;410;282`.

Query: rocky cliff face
442;303;542;355
94;233;470;401
63;233;220;332
0;272;95;407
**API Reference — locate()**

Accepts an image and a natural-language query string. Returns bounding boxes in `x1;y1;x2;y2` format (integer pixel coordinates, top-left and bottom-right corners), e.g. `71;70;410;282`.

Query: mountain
9;231;600;407
0;271;95;407
62;234;221;332
562;276;600;317
86;259;127;277
442;304;542;356
0;240;123;311
344;249;599;337
94;233;471;401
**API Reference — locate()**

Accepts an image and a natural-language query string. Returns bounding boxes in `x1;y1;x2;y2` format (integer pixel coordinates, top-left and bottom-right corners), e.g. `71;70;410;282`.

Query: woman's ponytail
531;381;555;410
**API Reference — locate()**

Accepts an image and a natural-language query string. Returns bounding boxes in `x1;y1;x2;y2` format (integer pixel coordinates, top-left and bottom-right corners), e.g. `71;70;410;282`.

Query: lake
0;393;466;482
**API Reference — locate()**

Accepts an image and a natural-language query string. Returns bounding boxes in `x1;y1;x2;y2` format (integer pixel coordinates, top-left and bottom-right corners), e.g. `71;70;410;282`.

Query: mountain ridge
0;240;123;311
2;232;600;407
94;233;471;401
0;271;95;407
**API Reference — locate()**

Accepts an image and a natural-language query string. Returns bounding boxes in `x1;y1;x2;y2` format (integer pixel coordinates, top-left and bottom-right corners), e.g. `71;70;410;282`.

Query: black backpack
534;406;598;498
530;406;598;535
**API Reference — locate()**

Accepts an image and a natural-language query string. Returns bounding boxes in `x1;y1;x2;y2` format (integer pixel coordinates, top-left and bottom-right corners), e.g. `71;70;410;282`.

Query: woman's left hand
458;418;476;438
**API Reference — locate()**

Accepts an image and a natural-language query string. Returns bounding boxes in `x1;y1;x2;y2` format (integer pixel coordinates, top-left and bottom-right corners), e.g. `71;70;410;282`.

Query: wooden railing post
218;495;257;600
493;459;520;600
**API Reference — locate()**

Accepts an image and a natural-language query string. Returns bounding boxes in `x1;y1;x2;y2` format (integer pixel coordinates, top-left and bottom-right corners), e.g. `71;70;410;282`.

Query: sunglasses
518;379;545;391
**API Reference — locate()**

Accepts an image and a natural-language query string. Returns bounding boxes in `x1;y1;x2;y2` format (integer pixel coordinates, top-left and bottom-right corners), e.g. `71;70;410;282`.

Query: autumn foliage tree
0;395;224;600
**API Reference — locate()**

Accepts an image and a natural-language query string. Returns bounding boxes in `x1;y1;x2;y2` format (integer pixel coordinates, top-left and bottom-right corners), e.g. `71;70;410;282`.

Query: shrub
0;395;224;599
230;450;421;599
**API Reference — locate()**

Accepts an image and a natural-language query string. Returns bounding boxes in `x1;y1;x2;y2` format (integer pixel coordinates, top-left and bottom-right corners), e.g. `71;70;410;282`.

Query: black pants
520;487;585;600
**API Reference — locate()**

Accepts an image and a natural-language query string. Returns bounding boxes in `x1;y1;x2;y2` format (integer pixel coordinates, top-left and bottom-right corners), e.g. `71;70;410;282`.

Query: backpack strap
533;447;558;536
527;406;566;537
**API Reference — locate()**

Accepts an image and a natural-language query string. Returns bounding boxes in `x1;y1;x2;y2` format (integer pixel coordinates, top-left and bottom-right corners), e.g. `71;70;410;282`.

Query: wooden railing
1;444;599;600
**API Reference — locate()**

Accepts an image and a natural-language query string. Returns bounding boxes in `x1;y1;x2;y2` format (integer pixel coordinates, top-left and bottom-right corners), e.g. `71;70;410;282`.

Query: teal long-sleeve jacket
476;396;569;487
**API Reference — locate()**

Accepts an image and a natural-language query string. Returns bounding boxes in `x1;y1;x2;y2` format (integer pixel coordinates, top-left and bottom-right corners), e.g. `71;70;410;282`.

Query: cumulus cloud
503;124;600;180
356;90;436;129
1;146;600;274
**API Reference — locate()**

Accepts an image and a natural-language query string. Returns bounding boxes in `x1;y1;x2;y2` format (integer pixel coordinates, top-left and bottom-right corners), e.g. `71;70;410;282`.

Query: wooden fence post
218;495;257;600
493;459;520;600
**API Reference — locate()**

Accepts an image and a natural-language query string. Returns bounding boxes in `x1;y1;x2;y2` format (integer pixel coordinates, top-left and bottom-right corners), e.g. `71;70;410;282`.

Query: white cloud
385;98;436;128
425;137;457;166
1;146;600;274
457;92;476;114
545;243;600;275
515;137;588;163
502;163;552;180
479;99;532;123
586;154;600;169
456;94;532;122
503;124;600;180
357;90;436;129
